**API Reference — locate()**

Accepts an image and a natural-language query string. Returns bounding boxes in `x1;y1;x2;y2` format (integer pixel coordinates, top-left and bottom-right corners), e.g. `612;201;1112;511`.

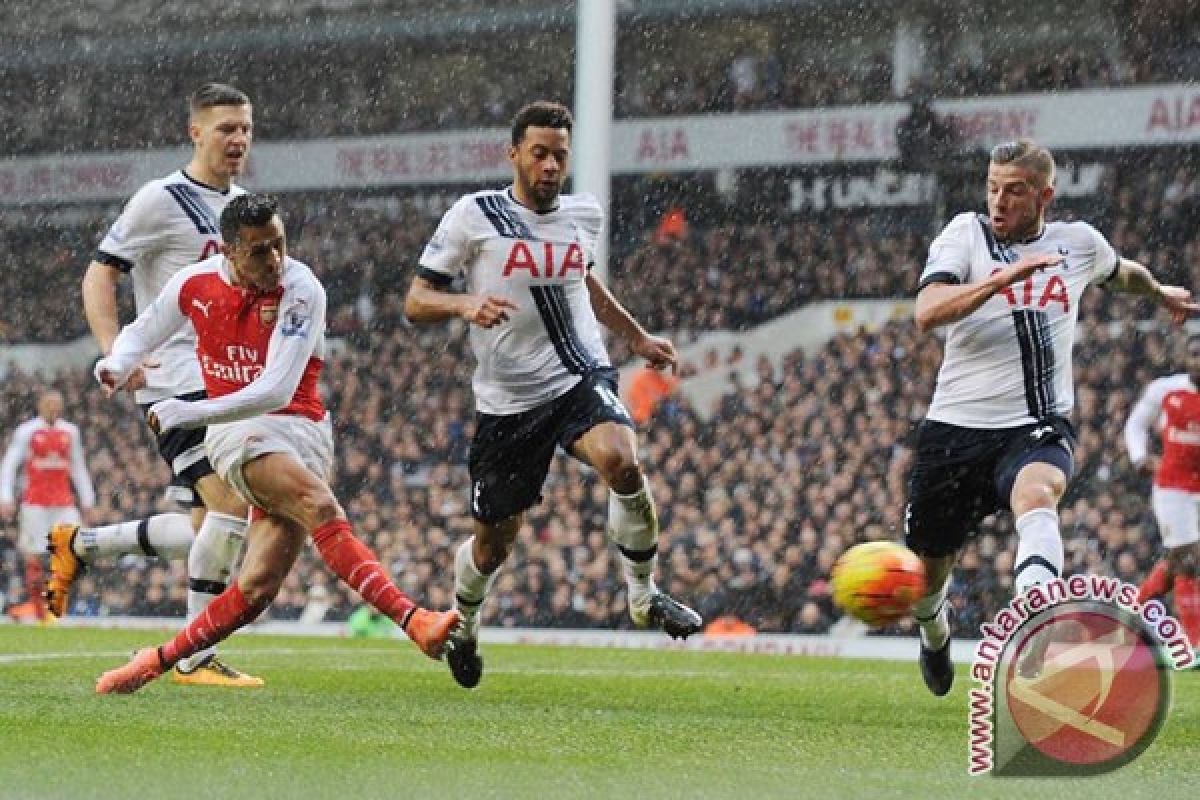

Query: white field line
0;647;908;682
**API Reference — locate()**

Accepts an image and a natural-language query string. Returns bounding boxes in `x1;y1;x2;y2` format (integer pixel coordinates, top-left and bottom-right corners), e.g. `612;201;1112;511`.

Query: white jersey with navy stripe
419;187;608;415
96;170;246;403
917;212;1119;428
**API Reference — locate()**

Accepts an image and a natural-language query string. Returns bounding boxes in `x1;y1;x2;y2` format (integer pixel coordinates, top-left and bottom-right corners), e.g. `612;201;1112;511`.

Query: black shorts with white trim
468;368;633;525
904;415;1075;558
138;390;214;508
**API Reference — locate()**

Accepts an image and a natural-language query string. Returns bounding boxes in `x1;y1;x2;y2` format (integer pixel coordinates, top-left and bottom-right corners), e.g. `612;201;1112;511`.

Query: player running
406;101;703;690
0;391;94;621
907;138;1198;696
1124;336;1200;652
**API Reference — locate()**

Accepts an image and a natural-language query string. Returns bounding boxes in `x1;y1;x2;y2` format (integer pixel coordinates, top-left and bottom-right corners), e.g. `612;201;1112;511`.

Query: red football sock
1173;576;1200;647
159;584;263;668
312;519;416;626
24;557;46;620
1138;559;1172;603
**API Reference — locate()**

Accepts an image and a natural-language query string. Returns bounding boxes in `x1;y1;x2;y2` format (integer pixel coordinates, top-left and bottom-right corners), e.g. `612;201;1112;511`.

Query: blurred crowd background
3;0;1200;641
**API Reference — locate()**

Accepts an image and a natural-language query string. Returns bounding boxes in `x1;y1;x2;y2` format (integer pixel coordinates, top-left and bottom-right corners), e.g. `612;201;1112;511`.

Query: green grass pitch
1;626;1197;799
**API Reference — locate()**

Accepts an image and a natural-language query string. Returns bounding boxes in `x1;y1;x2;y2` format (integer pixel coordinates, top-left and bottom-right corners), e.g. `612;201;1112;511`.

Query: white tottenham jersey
917;212;1119;428
96;170;246;404
419;188;609;415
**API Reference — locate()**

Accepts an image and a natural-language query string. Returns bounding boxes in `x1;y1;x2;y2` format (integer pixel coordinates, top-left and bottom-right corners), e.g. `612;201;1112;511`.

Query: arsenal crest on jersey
259;302;279;326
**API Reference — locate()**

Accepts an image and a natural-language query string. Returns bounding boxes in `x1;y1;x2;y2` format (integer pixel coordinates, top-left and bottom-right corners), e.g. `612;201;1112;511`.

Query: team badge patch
259;302;279;326
279;304;311;337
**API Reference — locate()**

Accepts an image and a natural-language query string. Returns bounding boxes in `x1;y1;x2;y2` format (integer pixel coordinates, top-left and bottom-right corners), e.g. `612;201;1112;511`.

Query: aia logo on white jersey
502;241;586;279
991;268;1070;313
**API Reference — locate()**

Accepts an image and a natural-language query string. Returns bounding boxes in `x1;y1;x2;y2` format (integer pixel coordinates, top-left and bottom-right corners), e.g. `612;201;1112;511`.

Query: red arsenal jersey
176;265;325;421
1126;374;1200;492
0;418;95;508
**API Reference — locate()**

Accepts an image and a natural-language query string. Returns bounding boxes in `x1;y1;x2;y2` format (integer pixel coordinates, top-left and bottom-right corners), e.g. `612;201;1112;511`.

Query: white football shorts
1151;486;1200;548
206;413;335;509
18;504;81;555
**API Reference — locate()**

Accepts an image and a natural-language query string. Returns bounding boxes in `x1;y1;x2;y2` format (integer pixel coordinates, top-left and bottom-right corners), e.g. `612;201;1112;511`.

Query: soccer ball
831;541;927;627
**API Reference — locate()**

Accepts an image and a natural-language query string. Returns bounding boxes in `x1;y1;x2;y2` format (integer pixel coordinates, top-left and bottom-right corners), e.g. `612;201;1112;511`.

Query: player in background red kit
1124;336;1200;650
92;193;459;693
0;390;95;621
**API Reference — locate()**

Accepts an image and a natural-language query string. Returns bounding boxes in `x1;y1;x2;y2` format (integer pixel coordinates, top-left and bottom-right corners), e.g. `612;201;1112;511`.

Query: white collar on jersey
506;186;560;215
181;169;232;195
997;222;1047;246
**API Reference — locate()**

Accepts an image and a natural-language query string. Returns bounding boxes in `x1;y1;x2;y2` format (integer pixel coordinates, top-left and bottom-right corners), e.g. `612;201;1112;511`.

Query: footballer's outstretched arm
585;272;678;374
405;275;517;329
95;269;191;393
82;260;123;355
914;252;1064;333
1109;258;1200;325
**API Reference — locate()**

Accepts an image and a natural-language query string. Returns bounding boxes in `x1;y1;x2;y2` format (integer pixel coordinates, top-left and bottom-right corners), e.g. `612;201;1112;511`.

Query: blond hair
989;139;1055;189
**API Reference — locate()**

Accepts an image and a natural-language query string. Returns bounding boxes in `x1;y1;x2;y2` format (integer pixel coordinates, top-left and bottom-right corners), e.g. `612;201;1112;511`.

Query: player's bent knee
1011;475;1064;513
295;488;341;529
594;447;640;489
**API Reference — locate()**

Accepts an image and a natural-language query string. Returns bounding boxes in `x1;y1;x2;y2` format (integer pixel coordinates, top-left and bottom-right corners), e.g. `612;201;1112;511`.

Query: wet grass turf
1;626;1197;799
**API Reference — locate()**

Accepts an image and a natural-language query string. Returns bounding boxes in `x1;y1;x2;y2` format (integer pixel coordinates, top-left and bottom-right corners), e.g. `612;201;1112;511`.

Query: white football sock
75;513;194;562
454;537;498;641
177;511;247;672
1014;508;1063;596
607;475;660;609
913;573;951;651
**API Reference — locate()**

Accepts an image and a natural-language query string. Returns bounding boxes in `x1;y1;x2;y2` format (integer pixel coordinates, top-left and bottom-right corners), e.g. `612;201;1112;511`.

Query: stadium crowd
3;2;1200;633
4;1;1193;157
0;305;1180;640
0;196;929;345
6;152;1198;346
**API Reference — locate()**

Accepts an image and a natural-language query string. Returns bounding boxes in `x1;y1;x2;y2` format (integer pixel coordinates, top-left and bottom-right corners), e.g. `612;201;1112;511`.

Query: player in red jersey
1124;336;1200;649
0;390;95;621
92;194;460;693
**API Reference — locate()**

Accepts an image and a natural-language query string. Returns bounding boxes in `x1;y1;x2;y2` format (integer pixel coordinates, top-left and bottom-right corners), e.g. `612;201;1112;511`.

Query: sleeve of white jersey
578;193;606;270
95;184;167;272
152;268;328;430
1082;223;1120;286
66;423;96;509
1124;378;1169;465
0;421;32;505
98;267;192;386
917;213;973;292
416;198;474;287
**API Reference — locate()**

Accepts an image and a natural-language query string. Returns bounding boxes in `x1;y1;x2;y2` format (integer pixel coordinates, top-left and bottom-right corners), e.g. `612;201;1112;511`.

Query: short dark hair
511;101;573;145
990;138;1055;189
220;193;280;245
190;82;251;118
